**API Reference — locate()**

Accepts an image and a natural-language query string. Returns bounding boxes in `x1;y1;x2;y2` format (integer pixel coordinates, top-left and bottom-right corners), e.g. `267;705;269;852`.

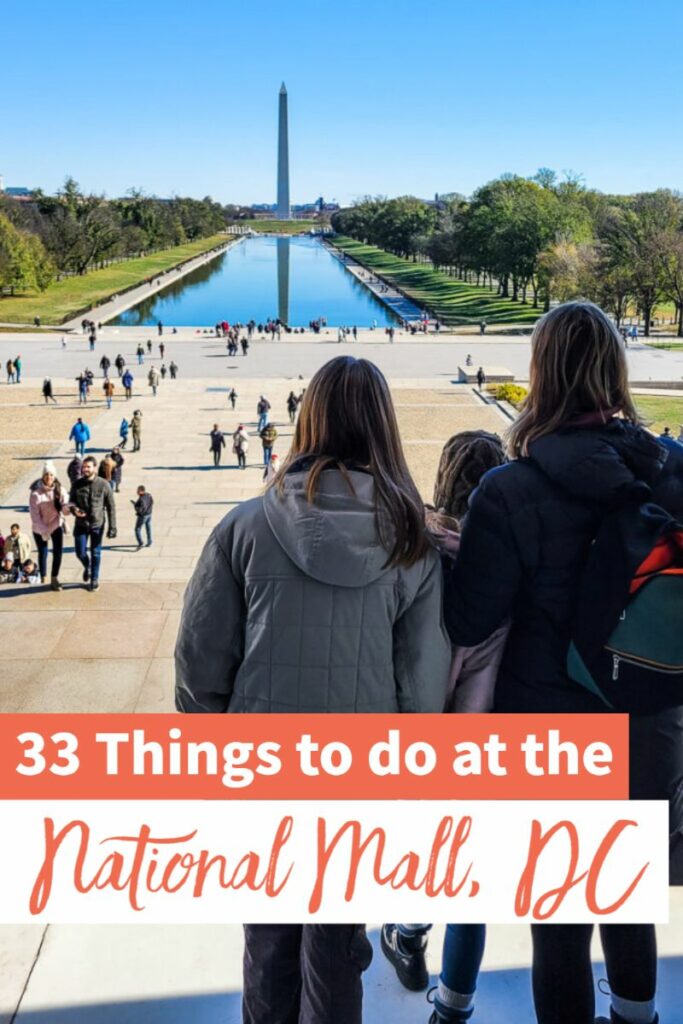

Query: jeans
75;440;86;455
132;433;141;451
33;528;63;579
135;515;152;547
531;924;657;1024
138;354;143;364
242;924;372;1024
258;413;269;431
74;527;104;582
212;449;222;466
436;925;487;1020
237;450;246;469
106;396;112;409
263;445;272;466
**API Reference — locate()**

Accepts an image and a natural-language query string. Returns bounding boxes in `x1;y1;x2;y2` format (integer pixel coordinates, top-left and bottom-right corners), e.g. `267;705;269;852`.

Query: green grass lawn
647;342;683;350
231;220;319;234
331;237;542;325
0;234;227;325
635;395;683;433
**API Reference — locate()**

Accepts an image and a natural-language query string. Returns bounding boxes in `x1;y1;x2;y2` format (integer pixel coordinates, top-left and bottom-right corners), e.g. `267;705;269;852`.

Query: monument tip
280;82;287;94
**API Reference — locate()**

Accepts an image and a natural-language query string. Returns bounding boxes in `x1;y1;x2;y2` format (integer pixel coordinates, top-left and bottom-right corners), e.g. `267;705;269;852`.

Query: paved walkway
2;331;683;386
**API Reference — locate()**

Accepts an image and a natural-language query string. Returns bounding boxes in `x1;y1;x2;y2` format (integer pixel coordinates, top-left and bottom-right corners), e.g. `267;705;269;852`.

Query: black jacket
444;420;683;713
69;476;117;534
133;493;153;517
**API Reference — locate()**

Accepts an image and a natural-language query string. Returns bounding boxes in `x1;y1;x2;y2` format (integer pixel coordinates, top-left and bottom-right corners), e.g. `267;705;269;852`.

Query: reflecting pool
112;235;400;327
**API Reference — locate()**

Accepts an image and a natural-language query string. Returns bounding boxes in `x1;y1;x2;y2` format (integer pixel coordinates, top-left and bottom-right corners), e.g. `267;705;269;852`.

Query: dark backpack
567;485;683;714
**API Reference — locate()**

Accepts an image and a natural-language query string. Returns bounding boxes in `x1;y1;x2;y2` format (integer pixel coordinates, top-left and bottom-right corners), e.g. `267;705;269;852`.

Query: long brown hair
433;430;506;523
508;301;640;458
273;356;428;567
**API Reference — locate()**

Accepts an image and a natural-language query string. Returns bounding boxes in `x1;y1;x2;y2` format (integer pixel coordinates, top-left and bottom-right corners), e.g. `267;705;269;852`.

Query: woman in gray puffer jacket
175;355;451;1024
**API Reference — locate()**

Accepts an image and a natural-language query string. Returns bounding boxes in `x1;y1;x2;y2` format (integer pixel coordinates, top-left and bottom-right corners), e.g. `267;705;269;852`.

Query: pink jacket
29;482;63;539
427;511;510;713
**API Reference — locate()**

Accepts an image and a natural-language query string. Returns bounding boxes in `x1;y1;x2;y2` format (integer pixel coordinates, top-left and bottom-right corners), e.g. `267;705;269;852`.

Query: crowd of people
175;303;683;1024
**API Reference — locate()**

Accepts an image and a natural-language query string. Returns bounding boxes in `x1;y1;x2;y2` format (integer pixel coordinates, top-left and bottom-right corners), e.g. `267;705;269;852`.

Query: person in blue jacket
444;302;682;1024
68;417;91;456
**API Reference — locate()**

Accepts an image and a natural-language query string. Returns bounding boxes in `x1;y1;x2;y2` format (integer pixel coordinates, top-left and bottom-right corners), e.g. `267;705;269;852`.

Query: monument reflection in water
112;236;399;328
277;236;290;324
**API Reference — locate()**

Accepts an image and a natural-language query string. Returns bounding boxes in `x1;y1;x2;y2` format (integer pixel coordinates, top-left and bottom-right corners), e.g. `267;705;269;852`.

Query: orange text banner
0;714;629;801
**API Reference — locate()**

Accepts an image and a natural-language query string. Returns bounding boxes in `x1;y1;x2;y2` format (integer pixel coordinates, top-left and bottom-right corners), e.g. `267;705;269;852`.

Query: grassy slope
635;396;683;434
331;237;542;325
231;220;318;234
0;234;227;325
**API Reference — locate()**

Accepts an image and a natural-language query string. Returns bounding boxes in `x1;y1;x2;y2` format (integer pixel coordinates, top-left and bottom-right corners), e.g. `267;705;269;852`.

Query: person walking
136;344;144;366
148;365;160;396
14;355;22;383
115;354;125;377
232;425;249;469
77;373;88;405
132;485;153;548
157;320;163;337
119;418;129;450
146;339;152;354
68;455;117;592
444;301;683;1024
228;387;237;409
259;421;278;467
42;377;57;404
103;377;115;409
476;366;486;390
67;455;83;486
241;336;249;356
29;461;67;589
131;410;143;452
209;424;226;467
6;358;15;384
159;342;165;359
160;363;167;380
175;355;451;1024
100;355;111;377
69;417;91;456
286;390;298;424
110;447;124;493
479;319;487;335
122;368;134;400
256;395;271;432
169;361;178;380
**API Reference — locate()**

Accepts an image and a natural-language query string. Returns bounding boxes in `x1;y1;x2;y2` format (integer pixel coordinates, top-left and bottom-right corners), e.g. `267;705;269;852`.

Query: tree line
331;173;683;335
0;178;228;295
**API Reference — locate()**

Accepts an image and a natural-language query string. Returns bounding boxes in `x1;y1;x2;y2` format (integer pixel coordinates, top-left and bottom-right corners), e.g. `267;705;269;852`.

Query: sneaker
50;577;61;591
82;566;90;583
380;923;429;992
89;581;100;592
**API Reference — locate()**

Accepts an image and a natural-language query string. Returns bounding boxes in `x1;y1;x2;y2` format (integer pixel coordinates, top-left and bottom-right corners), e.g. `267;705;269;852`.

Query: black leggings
33;528;63;579
531;924;656;1024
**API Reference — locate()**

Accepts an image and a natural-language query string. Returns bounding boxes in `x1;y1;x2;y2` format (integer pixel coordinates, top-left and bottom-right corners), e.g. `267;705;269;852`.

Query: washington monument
276;82;291;220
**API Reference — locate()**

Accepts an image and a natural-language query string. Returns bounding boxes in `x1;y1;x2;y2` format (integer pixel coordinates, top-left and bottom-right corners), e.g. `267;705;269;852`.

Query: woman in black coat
444;302;681;1024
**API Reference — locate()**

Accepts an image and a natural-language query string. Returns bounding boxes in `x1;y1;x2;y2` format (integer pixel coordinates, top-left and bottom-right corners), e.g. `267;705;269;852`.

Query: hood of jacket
263;468;394;587
527;419;669;506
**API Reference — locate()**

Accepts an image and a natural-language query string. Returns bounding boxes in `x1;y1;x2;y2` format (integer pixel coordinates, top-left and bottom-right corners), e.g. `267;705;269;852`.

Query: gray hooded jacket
175;468;451;713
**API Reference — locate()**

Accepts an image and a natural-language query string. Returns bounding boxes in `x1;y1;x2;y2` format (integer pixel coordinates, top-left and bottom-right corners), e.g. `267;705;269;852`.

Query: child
17;558;40;584
382;429;508;1023
0;556;17;583
262;452;280;483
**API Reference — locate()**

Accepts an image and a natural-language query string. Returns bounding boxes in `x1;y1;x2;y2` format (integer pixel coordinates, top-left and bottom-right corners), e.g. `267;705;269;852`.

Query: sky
3;0;682;206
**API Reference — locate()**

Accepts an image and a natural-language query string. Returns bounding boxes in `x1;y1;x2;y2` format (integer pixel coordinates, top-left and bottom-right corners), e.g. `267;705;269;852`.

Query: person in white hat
29;461;68;589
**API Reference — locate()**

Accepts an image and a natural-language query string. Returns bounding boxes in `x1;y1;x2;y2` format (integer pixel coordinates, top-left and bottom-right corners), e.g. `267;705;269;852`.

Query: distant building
0;177;34;202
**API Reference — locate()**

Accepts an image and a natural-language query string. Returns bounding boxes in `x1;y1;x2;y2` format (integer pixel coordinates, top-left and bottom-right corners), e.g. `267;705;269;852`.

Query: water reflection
112;236;399;328
277;237;290;325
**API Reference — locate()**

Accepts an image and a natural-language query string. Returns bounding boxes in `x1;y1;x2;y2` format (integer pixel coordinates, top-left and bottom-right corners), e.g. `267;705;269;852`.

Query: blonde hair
508;301;640;458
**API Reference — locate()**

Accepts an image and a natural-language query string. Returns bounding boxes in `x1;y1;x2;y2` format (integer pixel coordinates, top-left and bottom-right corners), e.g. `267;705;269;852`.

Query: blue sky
4;0;682;205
